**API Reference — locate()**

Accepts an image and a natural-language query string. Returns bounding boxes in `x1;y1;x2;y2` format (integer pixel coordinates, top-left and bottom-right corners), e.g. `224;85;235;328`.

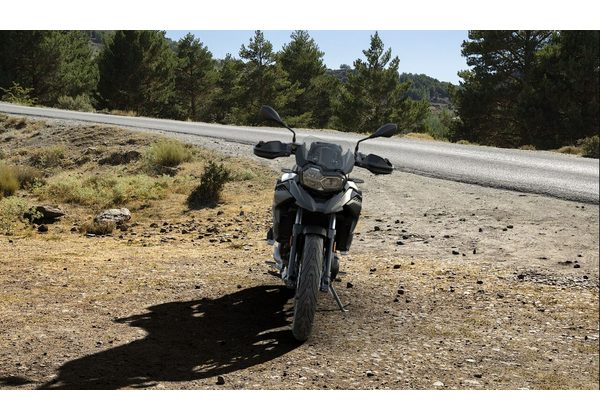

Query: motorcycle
253;105;396;341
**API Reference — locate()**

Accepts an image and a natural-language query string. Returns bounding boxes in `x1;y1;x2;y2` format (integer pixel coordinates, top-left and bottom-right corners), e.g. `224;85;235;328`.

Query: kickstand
329;283;349;313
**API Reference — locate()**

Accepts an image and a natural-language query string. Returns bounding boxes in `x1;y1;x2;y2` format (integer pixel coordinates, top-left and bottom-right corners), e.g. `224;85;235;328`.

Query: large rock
24;205;65;224
94;208;131;225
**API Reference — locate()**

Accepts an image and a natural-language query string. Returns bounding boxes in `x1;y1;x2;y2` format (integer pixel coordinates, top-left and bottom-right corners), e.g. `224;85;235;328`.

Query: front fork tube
287;210;337;292
286;208;303;284
320;215;337;292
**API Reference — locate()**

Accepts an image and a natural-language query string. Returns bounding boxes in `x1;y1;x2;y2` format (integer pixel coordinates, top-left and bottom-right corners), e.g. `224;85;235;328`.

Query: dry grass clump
405;132;435;140
0;164;19;198
12;165;45;189
39;173;170;209
0;115;27;130
79;220;116;235
144;140;193;173
0;196;29;234
0;114;46;136
108;109;138;117
577;135;599;158
231;168;257;181
29;145;67;168
556;145;581;155
519;144;537;150
1;160;44;199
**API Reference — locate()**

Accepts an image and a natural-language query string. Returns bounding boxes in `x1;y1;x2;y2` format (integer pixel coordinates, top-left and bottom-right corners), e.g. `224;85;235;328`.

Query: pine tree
0;31;97;105
237;30;301;125
534;31;600;146
211;54;244;123
50;31;99;103
333;32;427;133
175;33;216;121
278;30;338;127
453;30;555;147
97;30;177;117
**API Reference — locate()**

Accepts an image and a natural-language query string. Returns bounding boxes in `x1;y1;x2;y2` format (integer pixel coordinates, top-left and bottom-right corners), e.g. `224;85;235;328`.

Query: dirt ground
0;117;598;389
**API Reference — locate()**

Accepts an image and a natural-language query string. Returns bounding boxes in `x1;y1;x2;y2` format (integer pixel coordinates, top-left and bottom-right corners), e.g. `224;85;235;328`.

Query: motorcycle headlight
301;166;345;192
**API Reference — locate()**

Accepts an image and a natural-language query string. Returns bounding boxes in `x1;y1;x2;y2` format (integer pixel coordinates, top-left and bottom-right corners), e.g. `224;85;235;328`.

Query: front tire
292;234;323;341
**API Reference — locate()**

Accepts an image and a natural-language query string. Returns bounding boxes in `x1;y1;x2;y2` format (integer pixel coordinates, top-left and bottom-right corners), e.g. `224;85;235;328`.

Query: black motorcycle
254;106;395;341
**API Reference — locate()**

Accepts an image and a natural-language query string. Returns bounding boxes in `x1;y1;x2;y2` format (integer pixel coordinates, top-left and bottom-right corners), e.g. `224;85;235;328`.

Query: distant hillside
84;30;115;54
399;73;454;105
85;31;178;54
327;66;454;105
326;65;352;84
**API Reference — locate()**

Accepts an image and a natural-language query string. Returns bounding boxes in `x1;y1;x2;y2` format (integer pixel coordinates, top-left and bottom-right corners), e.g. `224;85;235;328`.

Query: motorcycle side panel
335;191;361;251
272;179;296;243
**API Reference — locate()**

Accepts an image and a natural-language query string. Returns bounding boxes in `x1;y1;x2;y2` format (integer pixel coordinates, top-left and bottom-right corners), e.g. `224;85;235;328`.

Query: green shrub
0;82;36;106
144;140;193;172
0;164;19;198
56;95;95;113
577;135;599;159
0;196;29;234
424;110;453;140
187;161;231;209
285;112;314;128
29;146;67;168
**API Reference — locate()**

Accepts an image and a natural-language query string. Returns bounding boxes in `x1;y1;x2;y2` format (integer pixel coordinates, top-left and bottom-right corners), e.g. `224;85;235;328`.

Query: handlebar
253;141;393;175
253;141;293;159
355;152;394;175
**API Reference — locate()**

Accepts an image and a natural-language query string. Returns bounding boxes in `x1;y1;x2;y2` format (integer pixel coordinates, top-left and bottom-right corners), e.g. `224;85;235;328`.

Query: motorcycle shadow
39;285;298;389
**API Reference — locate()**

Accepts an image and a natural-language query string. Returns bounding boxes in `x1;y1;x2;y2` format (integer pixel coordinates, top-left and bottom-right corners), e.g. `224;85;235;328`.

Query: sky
165;30;469;85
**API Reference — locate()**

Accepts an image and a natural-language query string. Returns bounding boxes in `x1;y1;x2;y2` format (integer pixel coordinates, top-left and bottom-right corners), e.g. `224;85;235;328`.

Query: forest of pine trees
1;30;598;152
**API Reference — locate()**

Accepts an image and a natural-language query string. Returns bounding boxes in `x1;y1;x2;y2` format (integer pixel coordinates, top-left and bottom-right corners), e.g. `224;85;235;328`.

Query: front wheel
292;234;324;341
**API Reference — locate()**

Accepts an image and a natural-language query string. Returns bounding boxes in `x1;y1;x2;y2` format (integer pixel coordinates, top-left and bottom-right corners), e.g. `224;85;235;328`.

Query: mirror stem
285;125;296;143
354;136;370;154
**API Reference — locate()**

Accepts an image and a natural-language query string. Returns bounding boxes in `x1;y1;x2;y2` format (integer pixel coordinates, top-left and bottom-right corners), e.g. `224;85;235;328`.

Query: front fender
288;182;355;214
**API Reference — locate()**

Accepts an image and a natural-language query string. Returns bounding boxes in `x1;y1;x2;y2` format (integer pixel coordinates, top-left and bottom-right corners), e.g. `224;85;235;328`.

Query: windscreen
295;136;355;174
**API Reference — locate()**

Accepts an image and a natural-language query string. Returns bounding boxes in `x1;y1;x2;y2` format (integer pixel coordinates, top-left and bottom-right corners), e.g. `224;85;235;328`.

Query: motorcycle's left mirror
369;123;397;139
259;105;285;126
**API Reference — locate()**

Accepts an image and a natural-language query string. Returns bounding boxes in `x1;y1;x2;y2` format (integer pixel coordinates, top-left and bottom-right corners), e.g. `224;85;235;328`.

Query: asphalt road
1;102;598;204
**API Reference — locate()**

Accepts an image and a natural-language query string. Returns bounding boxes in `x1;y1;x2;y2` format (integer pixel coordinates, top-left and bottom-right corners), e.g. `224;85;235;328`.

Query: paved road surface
1;102;598;203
